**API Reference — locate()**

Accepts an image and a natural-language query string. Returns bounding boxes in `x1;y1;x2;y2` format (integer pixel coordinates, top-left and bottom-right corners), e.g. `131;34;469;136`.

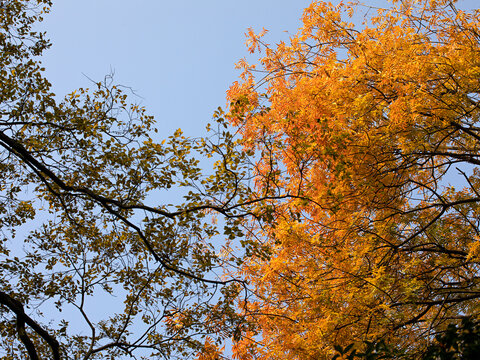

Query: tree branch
0;291;60;360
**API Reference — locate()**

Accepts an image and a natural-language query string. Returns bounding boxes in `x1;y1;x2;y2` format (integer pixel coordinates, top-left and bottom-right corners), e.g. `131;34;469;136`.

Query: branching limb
0;291;60;360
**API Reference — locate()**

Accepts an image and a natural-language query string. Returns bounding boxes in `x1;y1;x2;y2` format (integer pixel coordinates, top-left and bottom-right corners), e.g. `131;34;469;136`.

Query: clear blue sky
40;0;314;137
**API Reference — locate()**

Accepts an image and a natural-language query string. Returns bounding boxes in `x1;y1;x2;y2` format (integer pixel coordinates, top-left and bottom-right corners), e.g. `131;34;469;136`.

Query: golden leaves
229;0;480;358
245;27;268;54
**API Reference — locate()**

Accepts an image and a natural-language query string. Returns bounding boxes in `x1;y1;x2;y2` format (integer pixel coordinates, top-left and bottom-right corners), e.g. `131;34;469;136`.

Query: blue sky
40;0;314;137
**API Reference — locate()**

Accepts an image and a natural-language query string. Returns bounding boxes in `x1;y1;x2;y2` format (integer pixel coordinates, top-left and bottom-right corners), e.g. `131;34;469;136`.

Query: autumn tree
226;0;480;358
0;1;274;359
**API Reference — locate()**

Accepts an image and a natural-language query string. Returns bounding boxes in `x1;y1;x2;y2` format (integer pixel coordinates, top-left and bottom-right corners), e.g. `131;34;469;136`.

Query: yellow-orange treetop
225;0;480;358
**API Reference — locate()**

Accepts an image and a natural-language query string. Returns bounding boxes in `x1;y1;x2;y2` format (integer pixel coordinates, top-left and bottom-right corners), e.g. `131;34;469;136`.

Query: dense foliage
423;316;480;360
225;0;480;358
3;1;480;359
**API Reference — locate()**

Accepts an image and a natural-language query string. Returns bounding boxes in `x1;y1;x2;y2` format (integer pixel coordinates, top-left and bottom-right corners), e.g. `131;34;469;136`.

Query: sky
40;0;314;138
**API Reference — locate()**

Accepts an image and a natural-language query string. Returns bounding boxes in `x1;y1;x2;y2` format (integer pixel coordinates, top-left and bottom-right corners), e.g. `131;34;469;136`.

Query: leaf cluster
225;0;480;359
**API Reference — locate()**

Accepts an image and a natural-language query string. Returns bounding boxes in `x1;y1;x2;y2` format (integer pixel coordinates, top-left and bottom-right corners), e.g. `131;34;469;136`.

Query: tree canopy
0;1;272;358
4;0;480;359
225;0;480;358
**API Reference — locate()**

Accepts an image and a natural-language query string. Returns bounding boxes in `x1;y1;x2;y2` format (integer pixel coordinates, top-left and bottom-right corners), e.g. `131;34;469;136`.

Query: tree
0;1;268;358
422;316;480;360
225;0;480;358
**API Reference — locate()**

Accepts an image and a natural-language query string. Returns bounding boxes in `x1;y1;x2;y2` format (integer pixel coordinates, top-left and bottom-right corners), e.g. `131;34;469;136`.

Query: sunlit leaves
227;0;480;358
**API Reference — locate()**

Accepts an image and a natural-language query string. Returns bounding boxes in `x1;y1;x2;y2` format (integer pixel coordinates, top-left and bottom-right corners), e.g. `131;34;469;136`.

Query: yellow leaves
14;200;35;220
232;331;259;360
228;0;480;358
245;27;268;54
467;239;480;261
195;337;225;360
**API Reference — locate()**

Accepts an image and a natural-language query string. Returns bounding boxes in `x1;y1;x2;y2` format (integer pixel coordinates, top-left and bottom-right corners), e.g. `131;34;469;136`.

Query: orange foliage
195;337;225;360
228;0;480;358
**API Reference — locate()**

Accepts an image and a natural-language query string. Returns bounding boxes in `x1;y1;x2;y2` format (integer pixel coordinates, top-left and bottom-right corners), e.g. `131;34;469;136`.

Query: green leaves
0;2;265;359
